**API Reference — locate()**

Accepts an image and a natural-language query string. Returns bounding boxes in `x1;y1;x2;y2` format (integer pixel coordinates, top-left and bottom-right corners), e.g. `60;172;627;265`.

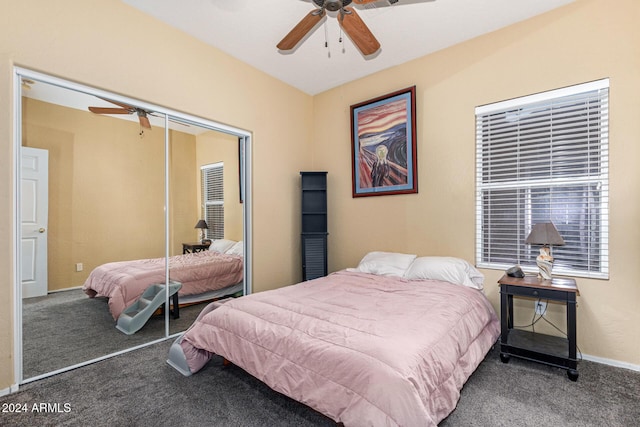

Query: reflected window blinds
201;162;224;240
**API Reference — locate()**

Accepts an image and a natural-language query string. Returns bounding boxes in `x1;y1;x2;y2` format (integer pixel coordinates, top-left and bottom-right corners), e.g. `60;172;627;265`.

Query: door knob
38;228;46;233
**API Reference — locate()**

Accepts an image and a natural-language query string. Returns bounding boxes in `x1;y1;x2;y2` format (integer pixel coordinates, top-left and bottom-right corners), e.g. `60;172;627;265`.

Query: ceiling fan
277;0;386;56
88;98;152;130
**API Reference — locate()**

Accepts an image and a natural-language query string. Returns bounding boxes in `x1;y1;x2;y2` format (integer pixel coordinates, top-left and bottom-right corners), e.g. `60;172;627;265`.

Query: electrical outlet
535;300;547;315
76;263;83;272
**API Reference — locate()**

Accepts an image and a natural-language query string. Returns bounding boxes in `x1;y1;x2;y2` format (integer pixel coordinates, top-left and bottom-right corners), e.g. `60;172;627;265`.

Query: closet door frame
12;67;253;386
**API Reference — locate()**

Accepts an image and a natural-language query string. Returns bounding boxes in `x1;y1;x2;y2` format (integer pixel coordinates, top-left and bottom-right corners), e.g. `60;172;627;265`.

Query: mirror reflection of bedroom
20;77;245;380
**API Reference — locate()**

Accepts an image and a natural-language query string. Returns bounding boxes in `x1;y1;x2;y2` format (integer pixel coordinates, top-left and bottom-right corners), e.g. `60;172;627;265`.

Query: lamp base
536;247;554;280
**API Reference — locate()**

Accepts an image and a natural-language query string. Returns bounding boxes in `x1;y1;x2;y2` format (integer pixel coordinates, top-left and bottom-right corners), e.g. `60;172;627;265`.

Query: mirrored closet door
15;69;252;382
166;119;247;335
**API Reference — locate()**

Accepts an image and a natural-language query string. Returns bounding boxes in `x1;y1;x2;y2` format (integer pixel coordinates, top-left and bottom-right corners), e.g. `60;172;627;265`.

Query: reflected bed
83;241;243;320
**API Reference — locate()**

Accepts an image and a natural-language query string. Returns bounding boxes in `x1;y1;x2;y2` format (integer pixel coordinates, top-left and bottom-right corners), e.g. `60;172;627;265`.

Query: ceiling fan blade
277;10;324;51
138;114;152;129
88;106;131;115
339;7;380;56
352;0;380;4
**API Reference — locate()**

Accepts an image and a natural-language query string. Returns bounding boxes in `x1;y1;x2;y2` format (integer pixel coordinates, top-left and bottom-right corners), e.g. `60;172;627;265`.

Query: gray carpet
439;347;640;426
2;339;639;426
22;289;205;378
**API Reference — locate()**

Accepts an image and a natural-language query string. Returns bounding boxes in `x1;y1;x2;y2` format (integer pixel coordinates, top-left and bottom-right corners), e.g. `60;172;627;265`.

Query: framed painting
350;86;417;197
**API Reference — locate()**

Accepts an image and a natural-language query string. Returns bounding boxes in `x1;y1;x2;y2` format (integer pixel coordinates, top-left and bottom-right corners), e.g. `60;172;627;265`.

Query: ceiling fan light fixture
322;0;352;12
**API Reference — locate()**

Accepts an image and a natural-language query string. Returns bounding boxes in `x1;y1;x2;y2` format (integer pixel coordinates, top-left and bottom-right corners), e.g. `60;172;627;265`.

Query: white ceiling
122;0;575;95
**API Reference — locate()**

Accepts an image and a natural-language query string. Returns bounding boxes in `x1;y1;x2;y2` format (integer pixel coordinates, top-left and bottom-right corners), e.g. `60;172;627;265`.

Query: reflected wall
22;97;168;290
19;76;247;381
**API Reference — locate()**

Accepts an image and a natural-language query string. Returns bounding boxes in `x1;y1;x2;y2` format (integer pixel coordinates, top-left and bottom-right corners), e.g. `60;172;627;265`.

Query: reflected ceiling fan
88;98;190;137
88;98;152;130
278;0;384;56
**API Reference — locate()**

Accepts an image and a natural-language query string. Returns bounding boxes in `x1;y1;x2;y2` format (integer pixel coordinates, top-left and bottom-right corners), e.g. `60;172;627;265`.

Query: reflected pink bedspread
181;270;499;426
83;251;243;319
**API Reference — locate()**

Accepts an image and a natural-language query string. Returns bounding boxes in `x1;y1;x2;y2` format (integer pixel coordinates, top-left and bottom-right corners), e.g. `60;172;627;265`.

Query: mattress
179;270;499;426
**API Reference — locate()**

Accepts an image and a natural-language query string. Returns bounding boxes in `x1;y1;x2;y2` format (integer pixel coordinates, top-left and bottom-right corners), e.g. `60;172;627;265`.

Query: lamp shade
525;222;565;246
194;220;208;230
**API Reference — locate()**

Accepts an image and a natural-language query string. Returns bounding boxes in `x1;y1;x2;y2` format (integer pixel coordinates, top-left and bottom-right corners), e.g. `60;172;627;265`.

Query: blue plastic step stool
116;280;182;335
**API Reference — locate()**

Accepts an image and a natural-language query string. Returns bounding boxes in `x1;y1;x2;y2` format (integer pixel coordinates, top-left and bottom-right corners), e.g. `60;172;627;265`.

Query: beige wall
169;130;199;256
1;0;313;389
312;0;640;366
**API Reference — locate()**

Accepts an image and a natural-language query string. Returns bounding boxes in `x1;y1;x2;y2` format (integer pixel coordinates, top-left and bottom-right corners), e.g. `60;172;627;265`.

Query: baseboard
48;286;83;294
0;383;19;397
582;353;640;372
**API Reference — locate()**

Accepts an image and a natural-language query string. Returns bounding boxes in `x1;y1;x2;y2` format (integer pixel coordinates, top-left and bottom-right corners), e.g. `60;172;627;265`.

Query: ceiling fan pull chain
324;20;328;48
338;7;345;51
324;21;331;58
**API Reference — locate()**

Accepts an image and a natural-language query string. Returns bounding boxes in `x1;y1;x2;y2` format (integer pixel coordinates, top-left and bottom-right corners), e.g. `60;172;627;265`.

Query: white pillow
403;256;484;290
225;241;243;256
348;251;417;277
208;239;237;254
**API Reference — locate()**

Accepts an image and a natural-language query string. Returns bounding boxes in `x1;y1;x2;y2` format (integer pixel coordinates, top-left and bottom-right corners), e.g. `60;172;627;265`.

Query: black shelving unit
300;172;328;281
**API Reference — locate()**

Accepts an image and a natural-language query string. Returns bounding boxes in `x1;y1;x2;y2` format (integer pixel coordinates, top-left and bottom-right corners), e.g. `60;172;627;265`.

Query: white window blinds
475;79;609;278
201;162;224;240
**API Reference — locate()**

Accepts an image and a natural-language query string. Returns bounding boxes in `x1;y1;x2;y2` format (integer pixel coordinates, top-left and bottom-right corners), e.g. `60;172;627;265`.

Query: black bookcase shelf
301;172;328;281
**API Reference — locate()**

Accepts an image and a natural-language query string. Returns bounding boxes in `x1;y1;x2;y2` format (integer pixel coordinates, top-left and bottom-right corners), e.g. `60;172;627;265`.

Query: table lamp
194;219;208;243
525;222;565;280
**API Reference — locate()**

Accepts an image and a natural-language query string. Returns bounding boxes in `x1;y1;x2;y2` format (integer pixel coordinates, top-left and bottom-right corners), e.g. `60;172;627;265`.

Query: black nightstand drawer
502;284;569;301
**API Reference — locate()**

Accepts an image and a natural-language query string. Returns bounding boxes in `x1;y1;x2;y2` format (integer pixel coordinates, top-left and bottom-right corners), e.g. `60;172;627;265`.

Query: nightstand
498;274;580;381
182;242;211;254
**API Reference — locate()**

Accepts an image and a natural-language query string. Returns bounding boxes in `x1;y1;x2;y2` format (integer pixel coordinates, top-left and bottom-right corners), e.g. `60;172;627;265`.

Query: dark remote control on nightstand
506;265;525;278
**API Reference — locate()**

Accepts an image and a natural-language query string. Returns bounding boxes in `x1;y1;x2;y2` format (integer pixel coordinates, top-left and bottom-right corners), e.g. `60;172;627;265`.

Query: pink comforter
181;270;499;426
83;251;243;320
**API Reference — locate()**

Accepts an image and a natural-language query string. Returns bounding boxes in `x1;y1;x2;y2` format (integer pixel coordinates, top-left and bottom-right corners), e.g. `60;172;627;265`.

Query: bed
83;239;244;320
167;252;500;426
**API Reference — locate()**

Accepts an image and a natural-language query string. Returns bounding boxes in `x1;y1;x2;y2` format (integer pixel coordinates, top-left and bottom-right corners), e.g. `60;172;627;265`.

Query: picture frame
350;86;417;197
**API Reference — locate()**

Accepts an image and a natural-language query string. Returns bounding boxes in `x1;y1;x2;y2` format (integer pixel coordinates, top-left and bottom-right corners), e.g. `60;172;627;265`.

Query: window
475;79;609;279
201;162;224;240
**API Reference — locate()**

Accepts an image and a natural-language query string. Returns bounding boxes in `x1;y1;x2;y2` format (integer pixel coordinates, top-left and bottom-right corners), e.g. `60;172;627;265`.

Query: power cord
512;301;545;329
513;300;583;361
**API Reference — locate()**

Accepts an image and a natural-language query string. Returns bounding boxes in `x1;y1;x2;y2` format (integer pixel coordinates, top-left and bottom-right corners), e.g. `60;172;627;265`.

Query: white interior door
21;147;49;298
